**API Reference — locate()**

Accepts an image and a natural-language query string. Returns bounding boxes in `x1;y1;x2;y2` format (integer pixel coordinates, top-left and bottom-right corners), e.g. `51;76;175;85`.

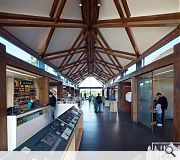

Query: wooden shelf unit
14;79;37;106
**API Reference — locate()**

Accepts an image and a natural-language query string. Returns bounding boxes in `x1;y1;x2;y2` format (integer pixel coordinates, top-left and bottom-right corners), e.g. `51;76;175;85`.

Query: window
0;37;38;67
45;64;57;76
0;37;77;86
126;64;136;75
144;36;180;66
79;77;102;87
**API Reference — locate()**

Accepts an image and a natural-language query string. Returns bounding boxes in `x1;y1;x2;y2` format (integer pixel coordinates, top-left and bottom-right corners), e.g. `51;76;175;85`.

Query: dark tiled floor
79;101;173;151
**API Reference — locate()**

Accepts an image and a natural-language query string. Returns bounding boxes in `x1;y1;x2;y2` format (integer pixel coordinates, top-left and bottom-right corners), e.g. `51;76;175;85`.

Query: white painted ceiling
0;0;179;84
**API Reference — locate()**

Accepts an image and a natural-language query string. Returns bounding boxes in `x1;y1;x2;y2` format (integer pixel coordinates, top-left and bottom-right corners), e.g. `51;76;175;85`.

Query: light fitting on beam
79;0;83;7
97;0;101;6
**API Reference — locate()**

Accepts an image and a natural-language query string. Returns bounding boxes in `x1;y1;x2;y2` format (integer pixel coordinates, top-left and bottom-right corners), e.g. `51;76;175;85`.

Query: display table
110;101;118;112
7;106;49;151
15;106;83;151
55;101;78;118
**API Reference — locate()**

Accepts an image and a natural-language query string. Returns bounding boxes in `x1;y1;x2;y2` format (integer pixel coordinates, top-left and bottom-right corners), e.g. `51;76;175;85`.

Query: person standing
48;92;56;123
154;103;162;127
156;92;168;125
95;93;102;113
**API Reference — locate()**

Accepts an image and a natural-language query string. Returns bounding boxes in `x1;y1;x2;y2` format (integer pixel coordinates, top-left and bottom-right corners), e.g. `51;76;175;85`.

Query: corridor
79;101;173;151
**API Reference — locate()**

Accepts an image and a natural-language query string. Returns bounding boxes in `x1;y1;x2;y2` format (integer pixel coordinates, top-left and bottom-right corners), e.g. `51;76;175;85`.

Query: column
118;82;124;111
107;87;110;100
0;43;7;150
131;77;138;122
174;43;180;141
38;77;49;106
57;82;63;98
71;87;75;96
66;86;71;93
102;89;104;96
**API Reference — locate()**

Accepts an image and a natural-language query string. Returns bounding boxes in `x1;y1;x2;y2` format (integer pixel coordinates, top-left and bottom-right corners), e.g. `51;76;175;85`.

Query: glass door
138;73;153;128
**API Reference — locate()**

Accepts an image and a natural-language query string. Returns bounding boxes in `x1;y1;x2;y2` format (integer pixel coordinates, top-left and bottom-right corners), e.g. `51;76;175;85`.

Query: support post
173;43;180;141
0;43;7;150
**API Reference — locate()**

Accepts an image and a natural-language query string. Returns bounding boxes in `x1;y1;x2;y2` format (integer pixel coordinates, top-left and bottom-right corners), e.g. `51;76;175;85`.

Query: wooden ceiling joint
41;0;67;56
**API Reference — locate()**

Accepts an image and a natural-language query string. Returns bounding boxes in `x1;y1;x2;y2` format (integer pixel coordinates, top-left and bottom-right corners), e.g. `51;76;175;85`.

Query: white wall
153;78;173;119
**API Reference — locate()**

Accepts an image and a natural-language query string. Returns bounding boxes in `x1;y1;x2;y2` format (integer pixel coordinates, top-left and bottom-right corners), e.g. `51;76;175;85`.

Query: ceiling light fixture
97;0;101;6
79;3;83;7
6;69;37;79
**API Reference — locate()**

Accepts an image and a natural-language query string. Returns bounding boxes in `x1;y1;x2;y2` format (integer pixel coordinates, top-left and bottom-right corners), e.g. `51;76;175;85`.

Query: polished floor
79;101;173;151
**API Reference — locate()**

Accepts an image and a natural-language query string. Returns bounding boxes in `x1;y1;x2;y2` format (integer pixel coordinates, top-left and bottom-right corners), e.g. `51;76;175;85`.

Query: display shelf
14;79;37;106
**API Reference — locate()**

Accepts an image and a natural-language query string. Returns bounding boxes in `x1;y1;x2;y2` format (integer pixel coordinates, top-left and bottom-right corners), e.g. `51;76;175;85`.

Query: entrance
80;88;102;100
137;65;174;136
153;65;174;133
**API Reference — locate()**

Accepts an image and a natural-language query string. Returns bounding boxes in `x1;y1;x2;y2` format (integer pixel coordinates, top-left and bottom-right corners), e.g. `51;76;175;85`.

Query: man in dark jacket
95;93;102;113
156;92;168;125
48;92;56;123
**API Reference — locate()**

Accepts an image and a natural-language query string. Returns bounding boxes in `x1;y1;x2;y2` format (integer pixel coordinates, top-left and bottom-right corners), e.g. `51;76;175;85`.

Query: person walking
156;92;168;125
48;92;56;123
95;93;102;113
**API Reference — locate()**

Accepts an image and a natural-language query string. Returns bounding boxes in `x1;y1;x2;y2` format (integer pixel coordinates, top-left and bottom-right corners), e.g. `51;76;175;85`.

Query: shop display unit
14;79;36;106
15;106;83;151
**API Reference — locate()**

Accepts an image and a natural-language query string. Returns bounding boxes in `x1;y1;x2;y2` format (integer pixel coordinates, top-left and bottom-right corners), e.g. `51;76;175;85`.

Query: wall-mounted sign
21;80;34;85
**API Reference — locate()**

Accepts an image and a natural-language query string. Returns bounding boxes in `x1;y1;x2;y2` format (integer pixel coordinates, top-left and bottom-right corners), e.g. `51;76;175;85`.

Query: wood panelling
131;77;138;122
57;82;63;98
71;87;75;97
118;82;131;112
66;86;71;93
173;43;180;141
38;77;49;106
0;43;7;150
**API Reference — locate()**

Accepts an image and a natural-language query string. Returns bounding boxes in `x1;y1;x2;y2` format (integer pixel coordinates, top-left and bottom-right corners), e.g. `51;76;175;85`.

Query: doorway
153;65;174;134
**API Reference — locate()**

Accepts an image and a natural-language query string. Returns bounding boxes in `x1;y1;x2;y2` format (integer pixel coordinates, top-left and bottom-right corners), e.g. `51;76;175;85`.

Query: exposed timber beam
66;52;87;76
92;31;121;71
42;0;67;56
113;0;140;57
96;28;123;68
60;31;89;70
44;49;85;61
95;46;137;57
58;29;86;69
0;19;86;28
0;12;84;23
94;22;179;28
96;49;136;60
97;12;180;23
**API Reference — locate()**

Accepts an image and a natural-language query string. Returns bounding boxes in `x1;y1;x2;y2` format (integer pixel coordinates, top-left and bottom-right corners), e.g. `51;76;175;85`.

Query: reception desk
110;101;118;112
7;106;49;151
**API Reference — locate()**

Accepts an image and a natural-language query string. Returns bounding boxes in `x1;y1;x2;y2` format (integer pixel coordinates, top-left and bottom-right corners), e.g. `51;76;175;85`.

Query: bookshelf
14;79;36;106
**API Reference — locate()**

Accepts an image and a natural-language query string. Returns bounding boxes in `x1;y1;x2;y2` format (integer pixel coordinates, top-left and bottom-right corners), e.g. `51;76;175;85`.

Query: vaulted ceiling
0;0;179;84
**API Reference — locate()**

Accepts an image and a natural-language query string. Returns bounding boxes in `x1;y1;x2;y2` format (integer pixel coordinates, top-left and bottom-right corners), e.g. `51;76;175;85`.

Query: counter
55;101;78;118
7;106;50;151
105;100;110;107
15;106;83;151
110;101;118;112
